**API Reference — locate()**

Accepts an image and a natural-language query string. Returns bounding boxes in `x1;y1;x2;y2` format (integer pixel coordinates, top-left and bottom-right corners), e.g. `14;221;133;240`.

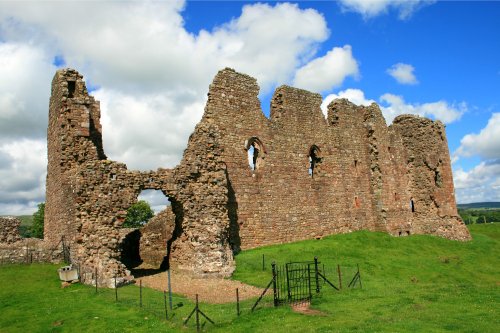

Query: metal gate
273;261;316;305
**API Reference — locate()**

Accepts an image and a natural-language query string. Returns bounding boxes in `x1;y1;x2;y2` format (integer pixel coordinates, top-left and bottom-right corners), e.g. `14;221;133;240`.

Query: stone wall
0;238;64;264
202;68;469;251
42;67;469;287
0;217;22;243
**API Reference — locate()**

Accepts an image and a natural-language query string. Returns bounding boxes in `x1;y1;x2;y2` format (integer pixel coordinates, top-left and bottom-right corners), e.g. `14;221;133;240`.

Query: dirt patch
137;270;264;304
291;302;326;316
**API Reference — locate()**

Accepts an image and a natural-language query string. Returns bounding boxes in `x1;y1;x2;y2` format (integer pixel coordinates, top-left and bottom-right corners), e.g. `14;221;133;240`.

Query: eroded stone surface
40;67;469;287
139;207;175;268
0;217;22;244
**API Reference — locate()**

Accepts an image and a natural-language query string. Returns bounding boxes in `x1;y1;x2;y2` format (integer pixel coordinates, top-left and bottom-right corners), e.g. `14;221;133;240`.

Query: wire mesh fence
20;255;362;331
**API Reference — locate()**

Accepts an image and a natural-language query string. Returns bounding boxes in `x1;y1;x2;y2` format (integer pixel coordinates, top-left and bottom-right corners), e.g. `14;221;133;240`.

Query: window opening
308;145;321;177
245;137;266;172
410;198;415;213
67;81;76;98
247;143;260;171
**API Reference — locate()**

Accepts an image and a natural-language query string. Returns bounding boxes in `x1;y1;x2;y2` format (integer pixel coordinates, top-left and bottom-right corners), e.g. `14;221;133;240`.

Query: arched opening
119;189;175;276
245;137;266;172
308;145;322;177
410;198;415;213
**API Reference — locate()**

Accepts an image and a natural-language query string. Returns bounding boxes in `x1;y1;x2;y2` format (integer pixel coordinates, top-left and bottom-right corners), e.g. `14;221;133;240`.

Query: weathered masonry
44;68;470;287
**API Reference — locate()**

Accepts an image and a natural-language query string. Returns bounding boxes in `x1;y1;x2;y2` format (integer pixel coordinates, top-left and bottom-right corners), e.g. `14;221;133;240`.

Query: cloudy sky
0;0;499;215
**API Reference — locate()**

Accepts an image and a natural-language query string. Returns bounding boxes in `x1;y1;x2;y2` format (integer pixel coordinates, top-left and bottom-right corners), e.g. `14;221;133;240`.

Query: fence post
140;279;143;307
236;288;240;316
95;267;98;293
314;257;320;293
285;263;291;302
307;264;312;301
357;264;362;289
114;275;118;301
167;269;173;310
271;262;278;307
337;264;342;290
195;294;200;333
163;290;168;320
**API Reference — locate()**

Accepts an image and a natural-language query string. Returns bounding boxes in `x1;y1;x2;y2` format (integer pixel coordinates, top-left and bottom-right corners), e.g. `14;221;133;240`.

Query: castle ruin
42;68;470;287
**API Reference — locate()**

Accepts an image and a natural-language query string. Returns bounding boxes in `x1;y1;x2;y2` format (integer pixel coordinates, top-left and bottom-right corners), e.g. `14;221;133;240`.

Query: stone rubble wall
139;207;175;268
0;238;64;264
0;217;22;243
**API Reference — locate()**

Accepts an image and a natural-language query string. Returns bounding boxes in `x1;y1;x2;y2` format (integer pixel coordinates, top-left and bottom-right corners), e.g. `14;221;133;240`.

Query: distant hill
457;202;500;209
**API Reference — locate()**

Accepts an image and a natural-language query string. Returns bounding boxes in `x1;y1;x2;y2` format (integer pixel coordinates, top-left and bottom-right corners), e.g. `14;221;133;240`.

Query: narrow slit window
308;145;321;178
68;81;76;98
410;199;415;212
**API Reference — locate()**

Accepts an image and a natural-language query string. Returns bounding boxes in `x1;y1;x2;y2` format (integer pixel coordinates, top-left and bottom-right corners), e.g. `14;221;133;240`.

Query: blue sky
0;1;499;214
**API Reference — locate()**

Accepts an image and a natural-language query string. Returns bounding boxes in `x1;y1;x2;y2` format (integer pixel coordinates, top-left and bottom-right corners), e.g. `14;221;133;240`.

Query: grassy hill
457;202;500;209
0;224;498;332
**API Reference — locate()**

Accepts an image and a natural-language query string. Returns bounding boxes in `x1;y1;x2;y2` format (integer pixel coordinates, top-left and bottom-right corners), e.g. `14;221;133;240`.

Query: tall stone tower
45;69;106;246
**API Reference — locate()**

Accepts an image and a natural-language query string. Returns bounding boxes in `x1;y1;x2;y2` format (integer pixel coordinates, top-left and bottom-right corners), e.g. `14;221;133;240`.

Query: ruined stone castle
40;68;470;287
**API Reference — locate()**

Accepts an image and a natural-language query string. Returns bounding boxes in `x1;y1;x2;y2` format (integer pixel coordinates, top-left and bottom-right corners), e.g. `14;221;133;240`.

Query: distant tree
123;200;154;228
31;203;45;239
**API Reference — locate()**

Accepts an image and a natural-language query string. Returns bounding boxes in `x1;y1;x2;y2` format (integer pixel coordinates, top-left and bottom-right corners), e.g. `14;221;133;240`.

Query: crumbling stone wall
138;207;175;268
201;68;469;250
43;67;469;287
0;217;22;243
0;238;64;264
45;69;233;287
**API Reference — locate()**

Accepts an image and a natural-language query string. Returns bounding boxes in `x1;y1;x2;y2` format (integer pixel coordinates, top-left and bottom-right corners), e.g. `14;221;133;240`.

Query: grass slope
1;225;498;332
457;202;500;209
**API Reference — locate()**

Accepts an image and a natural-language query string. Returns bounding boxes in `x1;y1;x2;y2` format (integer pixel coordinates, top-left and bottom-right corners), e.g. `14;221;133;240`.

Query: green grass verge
1;224;499;332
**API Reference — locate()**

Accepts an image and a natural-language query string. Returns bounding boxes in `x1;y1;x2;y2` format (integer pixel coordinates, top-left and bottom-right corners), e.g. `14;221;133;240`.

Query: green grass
1;224;499;332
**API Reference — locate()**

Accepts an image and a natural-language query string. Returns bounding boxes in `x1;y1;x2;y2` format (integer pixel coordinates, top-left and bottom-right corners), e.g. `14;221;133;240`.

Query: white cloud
320;88;464;125
95;88;206;170
0;2;329;94
380;93;465;124
321;88;375;115
453;160;500;203
0;1;335;213
0;139;46;215
387;63;418;85
452;113;500;203
456;113;500;160
292;45;359;92
338;0;435;19
0;43;55;139
137;189;170;214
